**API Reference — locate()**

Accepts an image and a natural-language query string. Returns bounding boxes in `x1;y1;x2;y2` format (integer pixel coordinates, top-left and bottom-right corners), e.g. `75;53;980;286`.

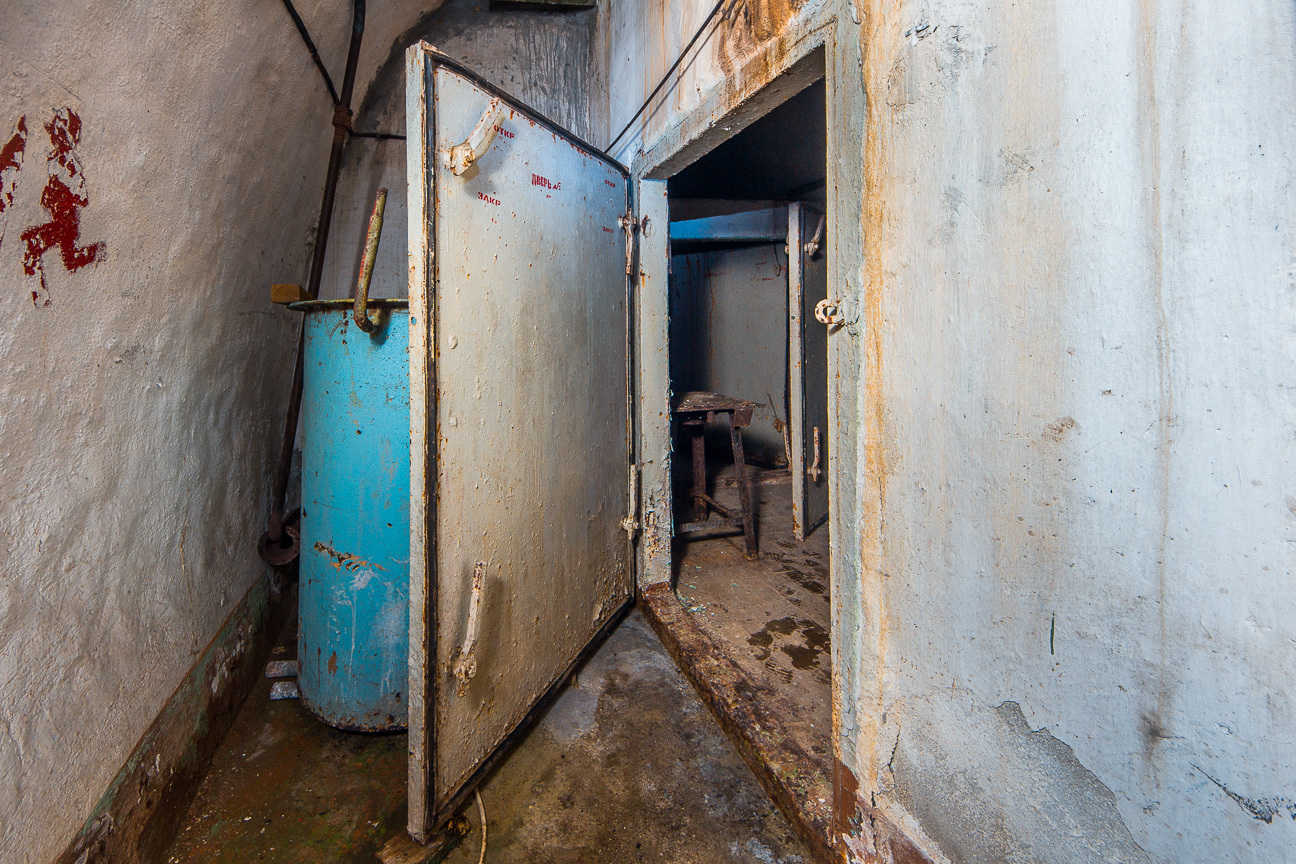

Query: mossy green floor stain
165;610;808;863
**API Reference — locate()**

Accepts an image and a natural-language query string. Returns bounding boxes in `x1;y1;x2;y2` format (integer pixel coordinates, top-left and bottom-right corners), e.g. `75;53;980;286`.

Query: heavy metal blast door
405;44;634;839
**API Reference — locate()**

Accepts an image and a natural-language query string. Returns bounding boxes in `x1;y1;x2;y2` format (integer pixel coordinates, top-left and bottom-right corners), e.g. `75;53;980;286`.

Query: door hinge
618;213;640;276
622;462;640;539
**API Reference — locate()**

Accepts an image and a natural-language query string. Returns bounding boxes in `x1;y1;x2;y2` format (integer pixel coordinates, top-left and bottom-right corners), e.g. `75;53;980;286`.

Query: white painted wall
0;2;465;861
608;0;1296;861
863;3;1296;861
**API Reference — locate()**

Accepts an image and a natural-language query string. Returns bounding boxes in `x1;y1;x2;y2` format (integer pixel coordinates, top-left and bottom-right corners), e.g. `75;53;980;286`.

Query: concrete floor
673;471;833;775
164;609;809;863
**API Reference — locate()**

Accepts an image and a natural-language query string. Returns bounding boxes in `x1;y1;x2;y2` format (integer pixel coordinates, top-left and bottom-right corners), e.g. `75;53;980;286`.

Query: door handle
452;562;486;696
808;427;822;482
449;97;504;175
803;214;825;259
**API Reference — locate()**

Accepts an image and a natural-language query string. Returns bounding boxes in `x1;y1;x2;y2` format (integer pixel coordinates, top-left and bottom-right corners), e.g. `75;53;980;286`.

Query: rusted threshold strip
639;584;835;864
55;569;294;864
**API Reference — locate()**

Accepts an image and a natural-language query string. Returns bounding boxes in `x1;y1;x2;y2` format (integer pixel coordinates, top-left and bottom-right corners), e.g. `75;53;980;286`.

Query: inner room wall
669;244;789;465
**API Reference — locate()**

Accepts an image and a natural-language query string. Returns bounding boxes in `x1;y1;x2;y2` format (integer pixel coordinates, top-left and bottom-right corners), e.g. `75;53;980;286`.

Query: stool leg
691;425;708;522
729;419;758;559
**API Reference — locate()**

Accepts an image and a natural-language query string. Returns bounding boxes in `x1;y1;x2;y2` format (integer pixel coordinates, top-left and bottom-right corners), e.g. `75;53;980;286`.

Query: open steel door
405;43;634;839
788;203;830;540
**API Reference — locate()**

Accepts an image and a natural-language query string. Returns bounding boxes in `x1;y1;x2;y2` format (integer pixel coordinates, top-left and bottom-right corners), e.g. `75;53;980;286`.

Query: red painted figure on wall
20;108;104;306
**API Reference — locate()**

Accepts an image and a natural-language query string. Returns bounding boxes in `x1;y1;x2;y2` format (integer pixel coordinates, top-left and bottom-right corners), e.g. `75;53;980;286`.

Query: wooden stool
672;391;759;559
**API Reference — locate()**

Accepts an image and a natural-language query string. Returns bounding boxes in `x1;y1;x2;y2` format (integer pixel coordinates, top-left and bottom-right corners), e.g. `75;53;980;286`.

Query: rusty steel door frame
405;42;636;842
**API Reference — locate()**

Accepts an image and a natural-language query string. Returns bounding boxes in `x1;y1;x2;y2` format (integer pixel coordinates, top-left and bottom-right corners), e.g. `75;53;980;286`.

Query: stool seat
673;391;757;425
672;391;759;559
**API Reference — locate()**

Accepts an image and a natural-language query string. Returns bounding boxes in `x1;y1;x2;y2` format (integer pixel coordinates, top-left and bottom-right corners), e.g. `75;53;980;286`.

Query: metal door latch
621;463;640;538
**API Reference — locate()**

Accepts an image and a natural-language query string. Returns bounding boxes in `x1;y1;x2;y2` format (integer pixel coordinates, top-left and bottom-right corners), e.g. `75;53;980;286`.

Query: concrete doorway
637;67;836;862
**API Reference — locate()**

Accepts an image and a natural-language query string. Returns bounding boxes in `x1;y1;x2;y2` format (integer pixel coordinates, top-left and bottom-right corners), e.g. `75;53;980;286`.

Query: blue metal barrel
294;299;409;731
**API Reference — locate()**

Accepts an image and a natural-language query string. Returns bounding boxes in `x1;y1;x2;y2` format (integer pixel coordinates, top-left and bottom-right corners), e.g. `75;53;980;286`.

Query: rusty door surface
788;203;830;540
405;44;634;839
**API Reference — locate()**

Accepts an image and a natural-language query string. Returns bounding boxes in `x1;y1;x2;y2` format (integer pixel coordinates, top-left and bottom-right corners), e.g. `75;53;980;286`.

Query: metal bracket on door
808;427;822;482
617;213;640;276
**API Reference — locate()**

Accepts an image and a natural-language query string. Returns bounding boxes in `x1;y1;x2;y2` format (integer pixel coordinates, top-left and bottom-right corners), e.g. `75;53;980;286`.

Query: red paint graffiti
0;117;27;248
20;108;104;306
531;172;560;192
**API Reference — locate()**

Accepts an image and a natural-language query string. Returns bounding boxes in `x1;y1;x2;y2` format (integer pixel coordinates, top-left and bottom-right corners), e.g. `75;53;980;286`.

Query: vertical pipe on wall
261;0;367;563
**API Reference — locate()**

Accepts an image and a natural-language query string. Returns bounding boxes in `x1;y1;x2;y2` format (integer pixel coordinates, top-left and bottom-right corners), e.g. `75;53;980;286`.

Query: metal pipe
353;187;388;333
261;0;367;565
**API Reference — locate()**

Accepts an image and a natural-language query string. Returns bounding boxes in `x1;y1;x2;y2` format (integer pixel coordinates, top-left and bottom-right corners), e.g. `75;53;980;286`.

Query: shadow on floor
164;609;809;864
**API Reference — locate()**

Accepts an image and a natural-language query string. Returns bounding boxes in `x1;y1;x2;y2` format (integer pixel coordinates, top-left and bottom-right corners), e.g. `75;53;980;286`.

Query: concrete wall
860;3;1296;861
607;1;1296;861
670;245;790;464
0;2;468;861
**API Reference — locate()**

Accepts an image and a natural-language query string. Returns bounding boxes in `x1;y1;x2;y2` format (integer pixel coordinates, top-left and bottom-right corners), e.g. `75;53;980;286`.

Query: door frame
626;10;866;857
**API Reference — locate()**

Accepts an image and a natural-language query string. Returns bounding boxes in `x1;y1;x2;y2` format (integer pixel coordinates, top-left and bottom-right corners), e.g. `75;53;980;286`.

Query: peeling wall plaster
609;1;1296;861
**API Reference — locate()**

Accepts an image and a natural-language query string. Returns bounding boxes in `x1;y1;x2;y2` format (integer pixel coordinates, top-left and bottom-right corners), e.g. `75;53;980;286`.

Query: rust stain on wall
858;0;896;796
21;108;105;307
836;758;937;864
716;0;802;78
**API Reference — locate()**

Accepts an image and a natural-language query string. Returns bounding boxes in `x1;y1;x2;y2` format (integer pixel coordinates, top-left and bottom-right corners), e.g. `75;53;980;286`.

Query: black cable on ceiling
604;0;736;156
279;0;341;105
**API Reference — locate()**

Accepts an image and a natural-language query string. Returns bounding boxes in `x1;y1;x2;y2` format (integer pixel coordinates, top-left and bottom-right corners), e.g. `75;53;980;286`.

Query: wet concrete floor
164;609;809;863
673;466;833;775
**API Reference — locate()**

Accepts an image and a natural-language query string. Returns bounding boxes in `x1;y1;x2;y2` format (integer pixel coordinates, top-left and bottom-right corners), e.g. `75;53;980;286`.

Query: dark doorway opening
645;72;834;860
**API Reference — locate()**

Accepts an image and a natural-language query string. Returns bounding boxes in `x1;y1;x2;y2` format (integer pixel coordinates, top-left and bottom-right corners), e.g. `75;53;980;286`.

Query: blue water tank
295;299;409;731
